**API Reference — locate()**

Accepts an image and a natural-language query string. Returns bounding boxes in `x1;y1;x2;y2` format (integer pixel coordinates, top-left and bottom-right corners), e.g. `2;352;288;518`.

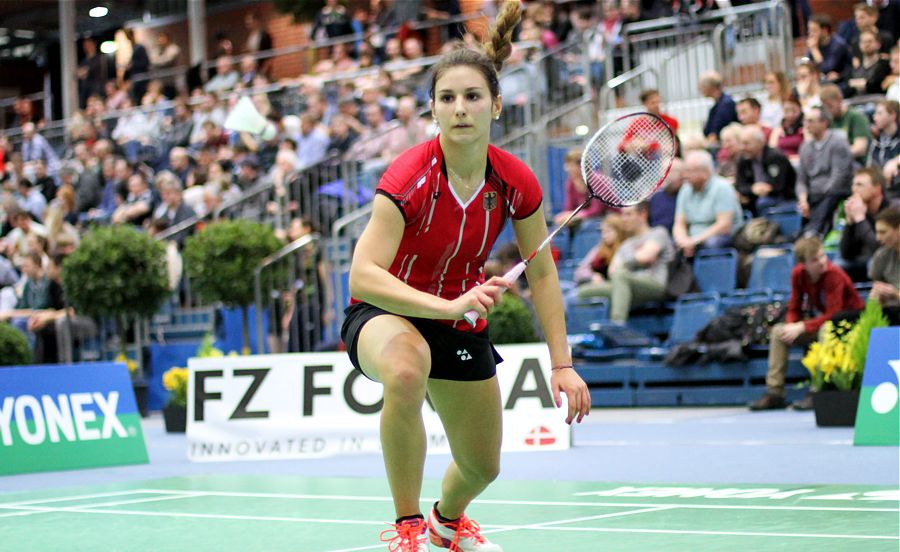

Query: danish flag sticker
524;425;557;446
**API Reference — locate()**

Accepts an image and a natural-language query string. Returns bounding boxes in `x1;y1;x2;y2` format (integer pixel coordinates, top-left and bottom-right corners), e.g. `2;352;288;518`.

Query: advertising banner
854;326;900;446
187;344;571;461
0;362;149;475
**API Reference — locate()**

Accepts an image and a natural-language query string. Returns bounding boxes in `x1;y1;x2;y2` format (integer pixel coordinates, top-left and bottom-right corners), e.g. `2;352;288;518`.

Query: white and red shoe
380;517;431;551
428;506;502;551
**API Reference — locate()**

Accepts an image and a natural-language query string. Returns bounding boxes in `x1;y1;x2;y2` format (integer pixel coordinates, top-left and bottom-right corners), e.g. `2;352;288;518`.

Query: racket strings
582;115;676;207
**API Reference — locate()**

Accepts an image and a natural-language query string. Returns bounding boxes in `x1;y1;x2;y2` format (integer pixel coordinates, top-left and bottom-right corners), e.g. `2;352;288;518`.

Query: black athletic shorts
341;302;503;382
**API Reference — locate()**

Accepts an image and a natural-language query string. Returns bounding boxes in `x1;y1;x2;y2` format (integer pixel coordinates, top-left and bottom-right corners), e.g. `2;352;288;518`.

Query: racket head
580;112;676;208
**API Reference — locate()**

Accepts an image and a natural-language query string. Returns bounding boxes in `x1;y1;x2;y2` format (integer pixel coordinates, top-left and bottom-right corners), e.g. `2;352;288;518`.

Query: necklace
446;165;482;195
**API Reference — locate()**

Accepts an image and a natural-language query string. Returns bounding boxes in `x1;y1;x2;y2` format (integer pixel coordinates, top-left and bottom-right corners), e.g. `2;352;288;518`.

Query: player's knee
379;334;430;394
461;458;500;486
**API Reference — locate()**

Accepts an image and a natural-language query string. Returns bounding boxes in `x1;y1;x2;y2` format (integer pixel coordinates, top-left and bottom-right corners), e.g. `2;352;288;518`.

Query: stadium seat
721;288;773;309
763;205;802;240
693;248;738;293
570;219;600;262
668;292;721;344
567;296;609;335
748;245;795;293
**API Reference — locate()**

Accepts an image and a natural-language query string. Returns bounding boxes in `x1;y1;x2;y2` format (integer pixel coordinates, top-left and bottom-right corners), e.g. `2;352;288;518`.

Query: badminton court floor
1;475;897;551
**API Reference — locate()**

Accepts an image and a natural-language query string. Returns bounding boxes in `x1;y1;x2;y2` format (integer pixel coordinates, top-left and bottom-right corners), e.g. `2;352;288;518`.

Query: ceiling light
99;40;117;54
575;125;590;136
89;6;109;18
0;36;8;46
12;30;35;39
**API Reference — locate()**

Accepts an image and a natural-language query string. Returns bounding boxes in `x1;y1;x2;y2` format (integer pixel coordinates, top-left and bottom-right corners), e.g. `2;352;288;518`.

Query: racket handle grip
463;262;528;327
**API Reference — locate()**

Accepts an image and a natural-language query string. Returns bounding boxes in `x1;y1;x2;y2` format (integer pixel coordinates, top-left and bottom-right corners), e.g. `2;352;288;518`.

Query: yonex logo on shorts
456;349;473;361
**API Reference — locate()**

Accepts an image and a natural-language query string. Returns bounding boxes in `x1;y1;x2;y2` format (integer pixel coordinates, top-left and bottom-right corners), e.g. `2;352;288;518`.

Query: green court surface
1;476;897;551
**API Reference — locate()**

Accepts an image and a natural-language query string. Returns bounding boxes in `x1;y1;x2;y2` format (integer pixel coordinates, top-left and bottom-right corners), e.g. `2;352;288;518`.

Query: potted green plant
0;323;32;366
183;220;283;354
487;294;538;344
802;300;890;427
162;366;188;432
62;226;169;415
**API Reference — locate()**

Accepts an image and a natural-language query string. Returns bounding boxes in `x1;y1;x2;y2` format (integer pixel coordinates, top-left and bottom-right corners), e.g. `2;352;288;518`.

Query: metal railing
253;232;324;354
608;0;791;102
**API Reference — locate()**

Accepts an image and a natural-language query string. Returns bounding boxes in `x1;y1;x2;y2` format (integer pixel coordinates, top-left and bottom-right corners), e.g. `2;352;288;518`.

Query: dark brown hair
429;1;523;100
876;206;900;228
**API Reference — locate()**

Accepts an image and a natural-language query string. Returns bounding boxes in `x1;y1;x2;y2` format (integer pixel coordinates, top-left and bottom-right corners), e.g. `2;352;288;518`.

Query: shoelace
450;516;486;549
380;521;424;552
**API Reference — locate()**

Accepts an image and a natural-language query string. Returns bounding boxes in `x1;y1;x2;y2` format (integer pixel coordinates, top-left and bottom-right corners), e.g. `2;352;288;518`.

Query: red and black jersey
351;136;543;332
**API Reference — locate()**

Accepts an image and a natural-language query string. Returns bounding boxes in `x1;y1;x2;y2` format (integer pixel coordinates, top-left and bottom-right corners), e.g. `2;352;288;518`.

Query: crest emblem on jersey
483;191;498;211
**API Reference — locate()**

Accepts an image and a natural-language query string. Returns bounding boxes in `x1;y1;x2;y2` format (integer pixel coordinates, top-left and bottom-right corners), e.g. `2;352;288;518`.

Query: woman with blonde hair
760;71;791;128
573;214;631;287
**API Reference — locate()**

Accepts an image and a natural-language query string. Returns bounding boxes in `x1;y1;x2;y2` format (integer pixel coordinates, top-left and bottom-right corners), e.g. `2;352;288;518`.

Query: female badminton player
341;2;590;550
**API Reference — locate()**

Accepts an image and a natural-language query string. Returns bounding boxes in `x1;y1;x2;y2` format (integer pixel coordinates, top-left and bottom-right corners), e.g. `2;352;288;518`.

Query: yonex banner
187;344;572;461
0;362;149;475
854;326;900;446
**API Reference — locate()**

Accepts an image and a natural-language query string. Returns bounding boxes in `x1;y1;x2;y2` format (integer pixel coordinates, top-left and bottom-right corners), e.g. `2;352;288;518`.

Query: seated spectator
573;214;630;286
768;94;805;160
868;100;900;170
806;14;852;83
648;156;683;233
296;112;330;170
794;60;822;111
553;148;613;227
168;147;195;186
25;254;86;364
749;237;864;411
111;97;157;164
2;207;47;264
326;114;359;158
20;123;60;179
820;84;871;164
111;172;155;226
3;251;62;351
204;56;239;94
699;70;738;145
672;150;744;257
385;96;428;162
838;167;893;281
736;125;796;216
760;71;791;128
151;171;196;245
844;2;895;58
884;45;899;98
31;158;57;204
844;29;891;97
575;203;674;322
15;178;47;222
870;206;900;324
736;97;772;140
715;123;743;180
796;106;853;236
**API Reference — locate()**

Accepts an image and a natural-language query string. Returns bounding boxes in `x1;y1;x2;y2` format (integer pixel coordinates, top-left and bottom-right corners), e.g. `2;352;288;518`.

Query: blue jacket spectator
699;71;737;144
806;15;852;81
20;123;60;179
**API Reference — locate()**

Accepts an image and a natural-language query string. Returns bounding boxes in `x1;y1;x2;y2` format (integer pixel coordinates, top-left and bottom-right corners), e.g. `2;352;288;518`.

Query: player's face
431;65;500;146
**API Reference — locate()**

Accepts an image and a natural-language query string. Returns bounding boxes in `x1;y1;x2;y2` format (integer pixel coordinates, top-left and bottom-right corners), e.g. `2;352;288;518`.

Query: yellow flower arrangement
802;301;889;392
162;367;189;407
114;352;138;374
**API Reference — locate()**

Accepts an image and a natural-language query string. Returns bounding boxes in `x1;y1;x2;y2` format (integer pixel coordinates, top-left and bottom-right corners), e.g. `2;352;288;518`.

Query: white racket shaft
463;262;528;326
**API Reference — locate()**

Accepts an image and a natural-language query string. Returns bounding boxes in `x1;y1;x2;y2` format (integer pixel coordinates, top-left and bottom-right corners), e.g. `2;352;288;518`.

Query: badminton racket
463;112;676;326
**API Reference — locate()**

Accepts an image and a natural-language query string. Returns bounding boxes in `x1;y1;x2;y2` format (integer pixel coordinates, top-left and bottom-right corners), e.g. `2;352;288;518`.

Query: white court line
323;507;676;552
131;489;900;513
3;504;897;547
0;493;203;519
0;489;147;508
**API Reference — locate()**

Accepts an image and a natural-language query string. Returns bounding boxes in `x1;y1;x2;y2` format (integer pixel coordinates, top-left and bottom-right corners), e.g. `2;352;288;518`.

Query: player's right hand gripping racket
463;112;676;326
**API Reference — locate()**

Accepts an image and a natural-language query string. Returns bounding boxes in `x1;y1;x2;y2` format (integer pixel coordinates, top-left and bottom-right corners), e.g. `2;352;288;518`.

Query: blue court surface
2;408;897;551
